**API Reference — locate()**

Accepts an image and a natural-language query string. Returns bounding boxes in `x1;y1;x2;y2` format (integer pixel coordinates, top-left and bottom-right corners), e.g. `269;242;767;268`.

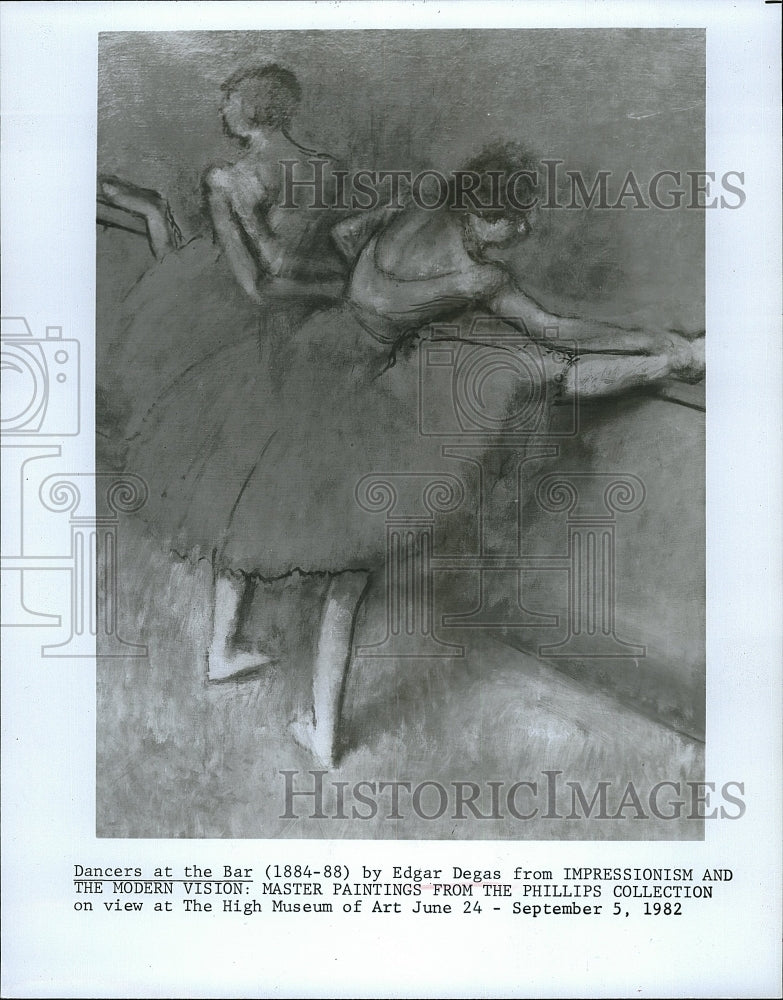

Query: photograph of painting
96;29;706;839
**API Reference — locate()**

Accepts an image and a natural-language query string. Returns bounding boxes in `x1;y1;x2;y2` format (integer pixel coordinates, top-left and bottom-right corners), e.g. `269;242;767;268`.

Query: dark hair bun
221;64;302;130
460;140;540;219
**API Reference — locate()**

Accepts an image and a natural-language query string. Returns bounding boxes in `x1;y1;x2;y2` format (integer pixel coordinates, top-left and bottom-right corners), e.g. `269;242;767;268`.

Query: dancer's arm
205;171;266;302
331;208;399;263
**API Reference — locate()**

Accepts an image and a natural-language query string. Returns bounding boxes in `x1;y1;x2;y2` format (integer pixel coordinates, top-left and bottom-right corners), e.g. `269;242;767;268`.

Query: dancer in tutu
120;139;704;767
97;64;346;454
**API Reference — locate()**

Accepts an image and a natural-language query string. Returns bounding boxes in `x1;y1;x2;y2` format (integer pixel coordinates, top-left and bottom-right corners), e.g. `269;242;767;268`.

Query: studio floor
97;519;704;841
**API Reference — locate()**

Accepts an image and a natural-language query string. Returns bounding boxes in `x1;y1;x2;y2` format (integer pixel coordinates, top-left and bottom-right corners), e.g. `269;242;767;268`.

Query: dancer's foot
290;713;335;769
668;333;705;383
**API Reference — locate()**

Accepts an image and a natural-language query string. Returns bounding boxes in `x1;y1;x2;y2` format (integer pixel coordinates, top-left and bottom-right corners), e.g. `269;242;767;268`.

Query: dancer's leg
207;571;274;682
291;571;370;767
562;334;704;400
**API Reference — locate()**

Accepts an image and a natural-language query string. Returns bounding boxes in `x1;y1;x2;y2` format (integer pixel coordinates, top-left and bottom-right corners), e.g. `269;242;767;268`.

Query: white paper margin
1;2;781;997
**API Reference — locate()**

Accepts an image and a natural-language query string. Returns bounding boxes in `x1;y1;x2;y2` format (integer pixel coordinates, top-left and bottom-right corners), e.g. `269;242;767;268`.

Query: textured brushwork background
97;29;705;838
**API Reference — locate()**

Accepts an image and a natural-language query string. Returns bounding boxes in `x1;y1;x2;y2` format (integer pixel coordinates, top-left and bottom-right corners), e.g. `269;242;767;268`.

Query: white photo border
1;2;781;997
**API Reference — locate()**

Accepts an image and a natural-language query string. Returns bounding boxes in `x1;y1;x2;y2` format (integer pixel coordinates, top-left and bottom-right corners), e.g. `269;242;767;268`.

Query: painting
96;29;706;839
